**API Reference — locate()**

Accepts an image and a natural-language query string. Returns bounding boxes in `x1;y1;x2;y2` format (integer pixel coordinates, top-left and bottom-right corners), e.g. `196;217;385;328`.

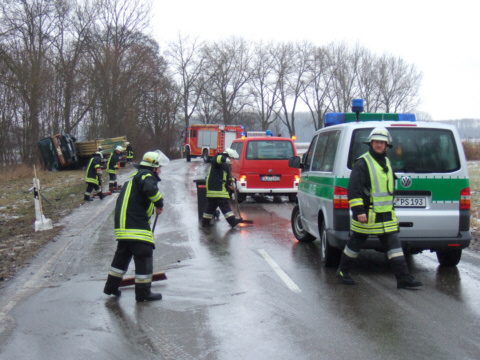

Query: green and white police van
289;101;471;267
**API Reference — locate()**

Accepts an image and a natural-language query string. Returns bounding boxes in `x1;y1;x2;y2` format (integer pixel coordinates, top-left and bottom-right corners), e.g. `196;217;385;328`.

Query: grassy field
1;147;480;285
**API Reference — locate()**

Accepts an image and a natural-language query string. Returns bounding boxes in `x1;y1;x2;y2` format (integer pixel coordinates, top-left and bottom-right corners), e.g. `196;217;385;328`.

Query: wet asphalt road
1;159;480;360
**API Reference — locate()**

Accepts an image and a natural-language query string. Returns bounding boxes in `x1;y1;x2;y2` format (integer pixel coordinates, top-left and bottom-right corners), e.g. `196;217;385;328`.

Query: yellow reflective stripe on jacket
349;198;363;208
119;181;133;229
363;153;394;212
115;229;154;243
141;173;162;203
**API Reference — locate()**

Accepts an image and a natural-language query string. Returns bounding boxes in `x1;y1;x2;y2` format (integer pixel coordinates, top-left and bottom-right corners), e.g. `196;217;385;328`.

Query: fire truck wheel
202;149;209;163
186;148;191;162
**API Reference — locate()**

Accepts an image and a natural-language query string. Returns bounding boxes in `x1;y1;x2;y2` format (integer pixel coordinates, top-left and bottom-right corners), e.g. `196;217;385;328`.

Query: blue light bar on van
324;113;417;127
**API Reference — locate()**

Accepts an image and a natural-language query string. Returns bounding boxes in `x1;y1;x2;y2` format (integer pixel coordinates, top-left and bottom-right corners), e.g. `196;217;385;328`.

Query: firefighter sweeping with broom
103;150;169;302
201;148;243;228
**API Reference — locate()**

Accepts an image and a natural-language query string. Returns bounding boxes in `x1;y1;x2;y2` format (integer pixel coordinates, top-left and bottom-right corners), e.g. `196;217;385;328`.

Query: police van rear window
245;140;294;160
348;128;461;173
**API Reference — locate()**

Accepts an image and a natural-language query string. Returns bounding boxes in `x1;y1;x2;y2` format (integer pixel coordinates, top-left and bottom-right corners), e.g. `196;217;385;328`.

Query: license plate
261;175;280;182
394;197;426;208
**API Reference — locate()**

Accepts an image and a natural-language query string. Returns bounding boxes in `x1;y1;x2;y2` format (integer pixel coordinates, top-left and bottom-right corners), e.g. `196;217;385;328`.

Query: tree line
0;0;422;166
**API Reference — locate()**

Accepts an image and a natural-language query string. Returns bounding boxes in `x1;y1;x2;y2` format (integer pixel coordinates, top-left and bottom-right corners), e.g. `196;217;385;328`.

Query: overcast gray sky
151;0;479;120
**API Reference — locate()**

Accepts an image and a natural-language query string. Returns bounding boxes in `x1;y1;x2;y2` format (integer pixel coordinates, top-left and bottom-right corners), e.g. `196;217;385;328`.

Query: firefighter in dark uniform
106;145;123;191
336;127;423;289
202;148;242;228
126;142;134;163
84;151;105;201
103;150;169;302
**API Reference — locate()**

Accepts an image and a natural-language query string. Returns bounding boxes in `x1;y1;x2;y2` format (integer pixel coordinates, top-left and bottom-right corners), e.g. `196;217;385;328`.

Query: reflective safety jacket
106;151;120;174
126;145;134;160
348;150;398;235
206;154;234;199
85;154;102;185
114;168;164;244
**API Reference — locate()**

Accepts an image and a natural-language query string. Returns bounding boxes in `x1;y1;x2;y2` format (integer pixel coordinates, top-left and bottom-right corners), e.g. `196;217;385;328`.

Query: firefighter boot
227;216;242;228
84;194;93;202
335;253;355;285
103;275;122;297
135;283;162;302
98;192;106;200
390;257;423;289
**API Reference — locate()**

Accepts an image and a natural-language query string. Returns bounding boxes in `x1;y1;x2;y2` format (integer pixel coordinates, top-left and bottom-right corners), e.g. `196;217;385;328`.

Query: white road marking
257;249;301;293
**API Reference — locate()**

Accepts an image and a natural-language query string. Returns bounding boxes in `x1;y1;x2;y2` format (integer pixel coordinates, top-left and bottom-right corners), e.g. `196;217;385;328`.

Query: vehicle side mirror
288;156;303;169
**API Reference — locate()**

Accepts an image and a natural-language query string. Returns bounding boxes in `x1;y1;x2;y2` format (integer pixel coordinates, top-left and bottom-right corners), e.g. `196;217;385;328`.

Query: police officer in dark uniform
107;145;123;191
84;151;105;201
103;150;169;302
202;148;242;228
336;127;423;289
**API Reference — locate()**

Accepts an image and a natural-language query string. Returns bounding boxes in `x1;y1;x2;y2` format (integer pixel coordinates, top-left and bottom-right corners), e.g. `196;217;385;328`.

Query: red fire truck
184;124;245;162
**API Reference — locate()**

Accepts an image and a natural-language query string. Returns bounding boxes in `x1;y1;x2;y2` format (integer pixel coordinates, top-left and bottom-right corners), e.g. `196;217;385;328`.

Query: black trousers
85;182;100;196
108;173;117;188
202;197;234;221
104;240;154;297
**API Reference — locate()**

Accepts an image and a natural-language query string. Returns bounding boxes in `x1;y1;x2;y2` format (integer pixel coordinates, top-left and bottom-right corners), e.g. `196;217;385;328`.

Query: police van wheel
320;222;342;267
291;205;315;242
436;248;462;267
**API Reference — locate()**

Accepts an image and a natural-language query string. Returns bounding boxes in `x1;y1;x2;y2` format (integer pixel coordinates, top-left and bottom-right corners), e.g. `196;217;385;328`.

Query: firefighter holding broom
103;150;169;302
201;148;243;228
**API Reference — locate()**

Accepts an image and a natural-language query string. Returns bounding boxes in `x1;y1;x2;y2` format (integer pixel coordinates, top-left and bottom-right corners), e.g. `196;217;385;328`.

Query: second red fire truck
184;124;245;162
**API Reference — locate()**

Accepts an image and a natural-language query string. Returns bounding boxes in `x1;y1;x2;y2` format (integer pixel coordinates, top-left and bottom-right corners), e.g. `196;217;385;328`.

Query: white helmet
366;127;393;147
125;141;130;145
115;145;123;152
139;150;170;168
224;148;239;159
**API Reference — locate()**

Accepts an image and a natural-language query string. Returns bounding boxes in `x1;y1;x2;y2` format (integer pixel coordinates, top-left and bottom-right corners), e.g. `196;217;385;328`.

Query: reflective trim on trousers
387;248;404;259
135;274;153;284
108;266;126;278
344;246;359;259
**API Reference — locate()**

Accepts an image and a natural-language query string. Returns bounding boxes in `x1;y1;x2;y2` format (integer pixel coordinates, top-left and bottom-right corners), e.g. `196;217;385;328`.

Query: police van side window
311;131;340;172
302;135;318;171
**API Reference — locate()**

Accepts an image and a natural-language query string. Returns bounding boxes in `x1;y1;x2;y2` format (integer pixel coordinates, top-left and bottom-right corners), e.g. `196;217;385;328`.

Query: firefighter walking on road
107;145;123;191
335;127;423;289
103;150;170;302
84;151;105;201
126;142;134;163
202;148;242;228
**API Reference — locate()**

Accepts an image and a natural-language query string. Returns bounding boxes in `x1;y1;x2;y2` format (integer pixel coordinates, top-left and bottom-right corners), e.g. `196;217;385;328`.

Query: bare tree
376;54;422;113
85;0;152;137
326;41;361;112
301;45;334;130
166;34;206;129
249;41;280;131
50;0;98;135
274;41;313;137
202;37;253;124
0;0;62;164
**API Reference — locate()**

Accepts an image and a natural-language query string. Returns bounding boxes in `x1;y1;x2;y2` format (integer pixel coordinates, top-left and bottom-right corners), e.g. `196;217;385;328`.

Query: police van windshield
245;140;295;160
348;128;461;173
